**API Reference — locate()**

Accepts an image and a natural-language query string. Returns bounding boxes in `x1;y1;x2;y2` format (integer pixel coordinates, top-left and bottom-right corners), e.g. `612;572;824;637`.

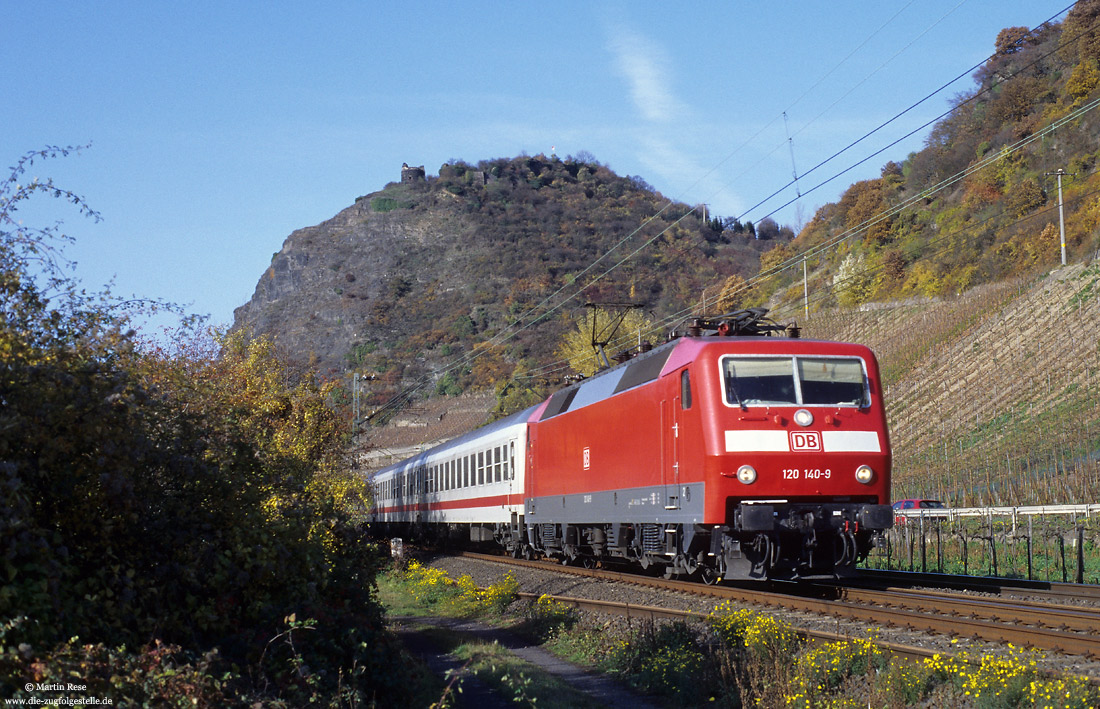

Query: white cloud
606;25;686;124
604;20;746;218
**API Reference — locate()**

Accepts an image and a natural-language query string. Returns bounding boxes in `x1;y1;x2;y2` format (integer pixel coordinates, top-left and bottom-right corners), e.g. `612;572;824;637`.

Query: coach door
660;398;681;510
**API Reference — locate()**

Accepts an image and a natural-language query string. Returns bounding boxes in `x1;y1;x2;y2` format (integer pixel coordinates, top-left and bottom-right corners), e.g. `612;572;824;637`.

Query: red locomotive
369;309;893;581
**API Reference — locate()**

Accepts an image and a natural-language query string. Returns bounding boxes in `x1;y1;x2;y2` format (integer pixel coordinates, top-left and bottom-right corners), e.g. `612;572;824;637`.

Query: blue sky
3;1;1064;332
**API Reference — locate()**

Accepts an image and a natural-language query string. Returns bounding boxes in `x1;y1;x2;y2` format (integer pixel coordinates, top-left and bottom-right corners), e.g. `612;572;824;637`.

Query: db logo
790;431;822;451
583;447;591;470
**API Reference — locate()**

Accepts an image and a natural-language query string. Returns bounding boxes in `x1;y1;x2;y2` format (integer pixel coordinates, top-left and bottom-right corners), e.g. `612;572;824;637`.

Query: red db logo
790;431;822;451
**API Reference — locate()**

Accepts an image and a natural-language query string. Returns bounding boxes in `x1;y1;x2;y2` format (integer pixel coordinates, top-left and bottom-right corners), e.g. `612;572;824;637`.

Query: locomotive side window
681;370;692;409
798;358;868;406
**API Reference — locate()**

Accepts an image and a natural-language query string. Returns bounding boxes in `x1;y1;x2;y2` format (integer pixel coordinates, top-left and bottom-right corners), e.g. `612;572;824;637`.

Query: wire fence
864;505;1100;583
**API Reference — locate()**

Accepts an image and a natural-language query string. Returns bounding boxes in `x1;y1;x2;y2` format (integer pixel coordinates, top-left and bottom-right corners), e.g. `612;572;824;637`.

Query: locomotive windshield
723;356;869;408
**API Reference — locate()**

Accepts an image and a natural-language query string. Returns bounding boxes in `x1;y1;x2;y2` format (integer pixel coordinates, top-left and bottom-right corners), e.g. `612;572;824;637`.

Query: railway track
853;568;1100;603
458;552;1100;669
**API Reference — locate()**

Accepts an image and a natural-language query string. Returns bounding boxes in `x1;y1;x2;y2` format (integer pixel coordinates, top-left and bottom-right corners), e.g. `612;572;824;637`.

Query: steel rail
855;568;1100;602
514;592;938;664
458;552;1100;662
828;585;1100;634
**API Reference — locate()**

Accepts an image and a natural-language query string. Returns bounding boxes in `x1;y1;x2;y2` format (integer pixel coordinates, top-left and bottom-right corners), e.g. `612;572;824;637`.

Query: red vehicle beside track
369;309;893;581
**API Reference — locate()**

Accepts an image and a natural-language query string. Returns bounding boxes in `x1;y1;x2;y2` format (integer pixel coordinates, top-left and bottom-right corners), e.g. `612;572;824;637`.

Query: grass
865;516;1100;584
381;558;1100;707
394;623;605;709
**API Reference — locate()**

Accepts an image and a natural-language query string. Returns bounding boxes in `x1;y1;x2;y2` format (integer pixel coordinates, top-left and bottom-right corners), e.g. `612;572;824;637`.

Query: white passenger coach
369;404;538;543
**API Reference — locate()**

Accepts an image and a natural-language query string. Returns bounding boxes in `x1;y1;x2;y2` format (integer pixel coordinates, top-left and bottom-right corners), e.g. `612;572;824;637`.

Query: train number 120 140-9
782;469;831;480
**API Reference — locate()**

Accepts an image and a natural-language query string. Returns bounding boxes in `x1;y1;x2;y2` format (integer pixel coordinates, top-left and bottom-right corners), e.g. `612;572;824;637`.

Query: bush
0;147;408;705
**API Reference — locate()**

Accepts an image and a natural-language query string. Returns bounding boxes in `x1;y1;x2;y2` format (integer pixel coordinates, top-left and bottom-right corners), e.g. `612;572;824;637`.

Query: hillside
232;156;776;411
755;7;1100;320
245;8;1100;507
355;265;1100;507
806;263;1100;506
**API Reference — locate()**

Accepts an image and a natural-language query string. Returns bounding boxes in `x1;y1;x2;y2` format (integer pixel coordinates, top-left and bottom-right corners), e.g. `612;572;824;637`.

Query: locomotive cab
704;343;893;578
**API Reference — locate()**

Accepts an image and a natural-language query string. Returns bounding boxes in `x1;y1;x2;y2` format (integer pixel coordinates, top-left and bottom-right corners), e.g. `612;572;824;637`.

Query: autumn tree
994;26;1035;56
0;148;406;705
1061;0;1100;65
716;273;752;313
558;307;655;377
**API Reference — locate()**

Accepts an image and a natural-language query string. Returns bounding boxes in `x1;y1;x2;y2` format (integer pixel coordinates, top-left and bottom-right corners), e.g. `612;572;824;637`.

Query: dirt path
391;615;662;708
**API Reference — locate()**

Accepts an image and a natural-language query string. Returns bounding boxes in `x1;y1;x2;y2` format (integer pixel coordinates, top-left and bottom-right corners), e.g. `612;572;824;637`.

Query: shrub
0;147;407;705
523;594;579;640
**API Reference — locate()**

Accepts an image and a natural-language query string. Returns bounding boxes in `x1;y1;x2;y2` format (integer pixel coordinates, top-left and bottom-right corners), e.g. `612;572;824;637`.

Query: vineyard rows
806;262;1100;506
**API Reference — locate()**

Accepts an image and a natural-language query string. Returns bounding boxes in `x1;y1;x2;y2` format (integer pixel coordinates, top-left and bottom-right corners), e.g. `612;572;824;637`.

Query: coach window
509;441;515;479
464;456;470;488
475;451;483;485
681;369;692;409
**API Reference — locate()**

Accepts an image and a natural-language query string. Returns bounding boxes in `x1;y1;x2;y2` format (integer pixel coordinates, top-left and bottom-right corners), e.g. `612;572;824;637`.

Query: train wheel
699;566;722;585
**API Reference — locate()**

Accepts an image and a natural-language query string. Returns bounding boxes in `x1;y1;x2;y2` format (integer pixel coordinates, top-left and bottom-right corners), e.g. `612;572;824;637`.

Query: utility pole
352;373;360;433
1055;168;1067;266
803;256;808;319
1046;168;1071;266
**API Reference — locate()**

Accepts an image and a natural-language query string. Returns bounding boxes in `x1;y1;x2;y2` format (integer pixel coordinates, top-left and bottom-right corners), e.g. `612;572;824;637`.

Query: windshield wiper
728;379;747;411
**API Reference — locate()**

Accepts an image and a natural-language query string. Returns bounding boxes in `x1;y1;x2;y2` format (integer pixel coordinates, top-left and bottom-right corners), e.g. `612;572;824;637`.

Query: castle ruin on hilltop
401;163;426;183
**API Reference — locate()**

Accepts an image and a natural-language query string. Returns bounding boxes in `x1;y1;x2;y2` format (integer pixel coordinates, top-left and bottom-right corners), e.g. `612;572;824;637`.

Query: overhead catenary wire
365;6;1000;416
518;91;1100;382
366;3;1079;418
769;188;1100;323
737;3;1074;225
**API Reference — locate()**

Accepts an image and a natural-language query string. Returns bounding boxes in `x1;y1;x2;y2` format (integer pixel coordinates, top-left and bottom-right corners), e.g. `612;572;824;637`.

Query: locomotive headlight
736;465;757;484
855;465;874;484
793;409;814;427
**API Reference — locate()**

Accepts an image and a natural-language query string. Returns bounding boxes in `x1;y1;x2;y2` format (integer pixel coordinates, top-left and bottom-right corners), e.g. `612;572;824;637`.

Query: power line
367;4;1080;418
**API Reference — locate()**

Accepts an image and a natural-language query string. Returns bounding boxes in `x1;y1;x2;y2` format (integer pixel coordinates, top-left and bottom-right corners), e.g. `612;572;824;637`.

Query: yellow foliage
558;308;654;377
1065;59;1100;104
715;273;751;313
